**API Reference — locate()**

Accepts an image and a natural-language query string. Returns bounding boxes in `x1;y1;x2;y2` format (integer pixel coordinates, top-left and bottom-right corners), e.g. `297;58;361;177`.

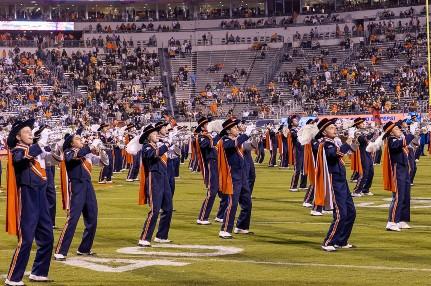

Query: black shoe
77;250;96;256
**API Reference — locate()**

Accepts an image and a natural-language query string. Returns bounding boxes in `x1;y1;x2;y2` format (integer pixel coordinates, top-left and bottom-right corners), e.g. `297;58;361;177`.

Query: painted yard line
0;213;426;229
175;257;431;273
1;254;428;274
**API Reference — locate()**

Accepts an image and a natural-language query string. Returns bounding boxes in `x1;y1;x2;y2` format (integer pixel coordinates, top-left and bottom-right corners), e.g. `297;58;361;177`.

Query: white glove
245;125;254;136
38;135;48;148
348;127;355;139
156;141;164;148
90;138;101;150
334;137;342;147
366;133;384;153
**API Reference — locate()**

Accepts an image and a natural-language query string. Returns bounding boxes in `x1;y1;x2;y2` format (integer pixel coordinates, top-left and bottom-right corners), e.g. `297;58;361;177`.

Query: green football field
1;154;431;286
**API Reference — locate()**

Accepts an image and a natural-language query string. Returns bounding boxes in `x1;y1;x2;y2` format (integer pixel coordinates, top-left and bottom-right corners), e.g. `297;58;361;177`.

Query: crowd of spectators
0;32;82;48
0;3;427;122
275;30;427;115
168;38;192;58
0;44;167;126
90;21;181;33
0;1;425;23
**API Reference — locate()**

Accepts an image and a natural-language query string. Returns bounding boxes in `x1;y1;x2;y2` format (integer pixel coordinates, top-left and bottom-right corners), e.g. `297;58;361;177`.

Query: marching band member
170;126;182;180
189;127;200;173
373;142;382;165
51;137;71;230
300;119;318;208
54;130;107;261
155;121;178;198
98;123;113;184
418;126;429;158
255;132;265;164
410;114;420;162
123;123;135;171
138;124;173;247
33;125;58;228
314;118;356;251
349;120;360;183
112;126;124;174
5;119;54;285
400;119;419;185
126;124;141;182
289;115;307;192
299;119;325;216
235;120;256;234
180;132;189;164
266;125;278;167
217;118;252;239
381;121;413;231
277;125;289;168
309;136;325;216
195;117;221;225
167;126;181;197
351;118;375;197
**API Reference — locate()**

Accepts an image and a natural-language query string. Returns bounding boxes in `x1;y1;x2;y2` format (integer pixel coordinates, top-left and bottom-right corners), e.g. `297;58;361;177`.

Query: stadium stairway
169;53;194;104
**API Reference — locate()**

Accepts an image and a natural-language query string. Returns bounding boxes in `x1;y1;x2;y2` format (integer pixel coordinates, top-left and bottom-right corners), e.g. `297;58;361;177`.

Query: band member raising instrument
54;130;108;261
255;131;266;164
217;118;252;239
381;121;413;232
33;125;58;229
195;117;221;225
299;119;320;210
351;118;375;197
125;124;141;182
314;118;356;252
138;124;173;247
123;123;135;172
98;123;114;184
265;125;278;167
5;119;54;285
289;115;307;192
277;125;289;168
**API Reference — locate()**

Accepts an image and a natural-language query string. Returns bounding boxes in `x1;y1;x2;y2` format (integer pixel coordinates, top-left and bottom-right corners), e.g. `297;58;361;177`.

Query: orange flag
217;140;233;195
6;150;18;236
287;132;295;165
139;163;147;205
382;142;396;193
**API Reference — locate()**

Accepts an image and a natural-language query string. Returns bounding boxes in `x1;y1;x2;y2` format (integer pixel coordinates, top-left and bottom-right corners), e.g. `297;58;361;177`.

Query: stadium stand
0;1;428;124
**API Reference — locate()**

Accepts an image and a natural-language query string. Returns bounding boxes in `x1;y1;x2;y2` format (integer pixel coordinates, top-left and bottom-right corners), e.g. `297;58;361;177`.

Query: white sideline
180;257;431;273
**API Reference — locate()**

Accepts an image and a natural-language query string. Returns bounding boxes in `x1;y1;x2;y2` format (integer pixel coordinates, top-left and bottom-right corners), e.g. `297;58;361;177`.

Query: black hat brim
62;134;75;151
382;122;397;139
7;118;35;148
139;127;158;144
155;122;169;132
352;118;365;128
220;119;240;136
195;119;209;133
315;118;337;139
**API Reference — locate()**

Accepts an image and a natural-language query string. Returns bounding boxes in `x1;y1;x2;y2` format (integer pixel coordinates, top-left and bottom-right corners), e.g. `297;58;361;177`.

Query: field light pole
426;0;431;119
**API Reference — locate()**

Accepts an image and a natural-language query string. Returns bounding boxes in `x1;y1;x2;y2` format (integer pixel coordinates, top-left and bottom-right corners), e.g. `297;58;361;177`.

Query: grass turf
1;154;431;286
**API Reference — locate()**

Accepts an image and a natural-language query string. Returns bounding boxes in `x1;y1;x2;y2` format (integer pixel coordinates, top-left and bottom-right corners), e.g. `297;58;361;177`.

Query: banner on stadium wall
256;119;274;127
319;113;406;123
0;21;74;31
